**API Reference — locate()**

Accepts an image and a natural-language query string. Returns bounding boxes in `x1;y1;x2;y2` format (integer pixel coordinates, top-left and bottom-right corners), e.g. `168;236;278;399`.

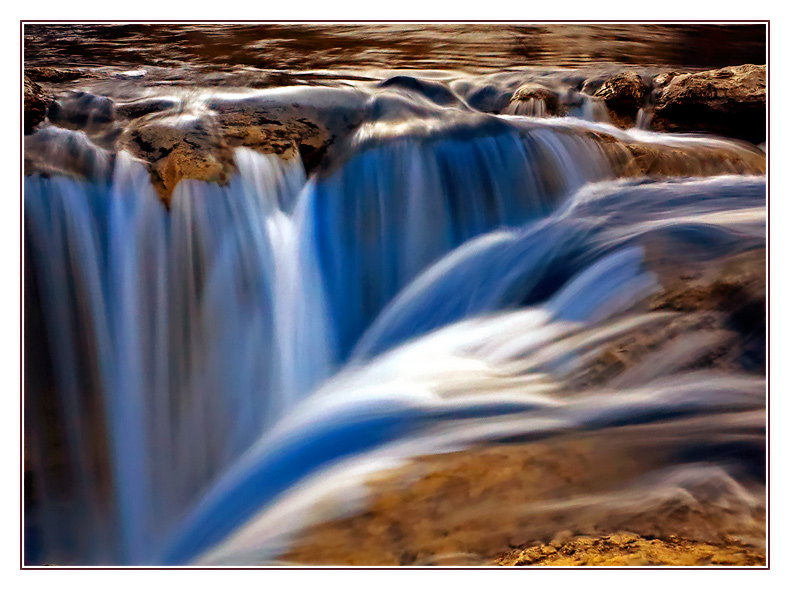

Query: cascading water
24;83;766;566
25;147;323;564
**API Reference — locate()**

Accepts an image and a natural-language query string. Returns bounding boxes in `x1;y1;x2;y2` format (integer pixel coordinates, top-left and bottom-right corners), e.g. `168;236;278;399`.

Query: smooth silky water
24;104;766;565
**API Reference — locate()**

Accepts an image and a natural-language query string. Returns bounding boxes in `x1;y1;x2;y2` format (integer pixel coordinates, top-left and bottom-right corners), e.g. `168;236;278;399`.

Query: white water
24;120;766;565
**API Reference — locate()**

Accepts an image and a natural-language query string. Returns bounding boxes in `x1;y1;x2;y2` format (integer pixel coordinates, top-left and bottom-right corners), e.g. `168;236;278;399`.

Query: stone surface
116;97;181;120
651;64;766;144
24;126;114;182
208;86;369;172
24;76;49;134
47;91;117;137
120;112;236;204
654;71;681;87
593;71;650;129
25;66;96;83
495;532;765;566
282;426;764;565
584;129;766;178
508;83;565;117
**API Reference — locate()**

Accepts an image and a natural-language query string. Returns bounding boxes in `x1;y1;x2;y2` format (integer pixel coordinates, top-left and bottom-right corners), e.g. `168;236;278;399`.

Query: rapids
24;73;766;566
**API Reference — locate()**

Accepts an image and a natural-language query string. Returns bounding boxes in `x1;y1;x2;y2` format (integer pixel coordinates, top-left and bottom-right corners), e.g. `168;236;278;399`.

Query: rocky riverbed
25;62;765;203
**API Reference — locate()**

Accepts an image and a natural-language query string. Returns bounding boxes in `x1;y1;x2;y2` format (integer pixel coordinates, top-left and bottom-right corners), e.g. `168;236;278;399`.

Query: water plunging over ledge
24;49;767;565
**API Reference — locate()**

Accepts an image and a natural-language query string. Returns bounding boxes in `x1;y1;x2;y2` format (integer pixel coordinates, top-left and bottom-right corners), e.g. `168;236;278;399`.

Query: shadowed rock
25;126;114;182
24;76;49;134
651;64;766;144
47;91;117;136
116;96;181;120
377;75;466;108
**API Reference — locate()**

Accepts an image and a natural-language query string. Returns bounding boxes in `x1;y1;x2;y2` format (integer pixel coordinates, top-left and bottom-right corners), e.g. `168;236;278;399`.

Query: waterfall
24;116;765;565
305;122;613;359
24;148;324;564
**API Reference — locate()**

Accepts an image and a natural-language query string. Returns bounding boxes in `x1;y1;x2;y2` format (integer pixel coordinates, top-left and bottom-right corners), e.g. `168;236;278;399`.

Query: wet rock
377;76;465;108
452;81;513;114
119;112;236;204
507;83;565;117
651;64;766;144
579;75;609;96
116;96;181;120
25;66;97;83
593;71;650;129
47;91;117;136
25;126;114;182
207;86;369;172
654;71;681;87
584;129;765;178
24;76;49;134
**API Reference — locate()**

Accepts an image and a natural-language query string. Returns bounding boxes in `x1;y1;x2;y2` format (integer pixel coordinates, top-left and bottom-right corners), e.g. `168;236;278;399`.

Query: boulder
593;72;650;129
207;86;369;172
24;76;49;134
47;91;117;137
507;83;565;117
119;112;236;205
25;126;114;182
651;64;766;144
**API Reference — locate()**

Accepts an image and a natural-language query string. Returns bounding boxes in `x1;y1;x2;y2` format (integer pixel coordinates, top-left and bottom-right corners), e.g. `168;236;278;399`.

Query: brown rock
654;71;681;87
120;112;236;205
25;66;96;83
651;64;766;144
24;76;48;134
583;129;765;179
507;83;565;117
207;86;368;173
282;429;765;565
496;533;765;566
593;71;650;129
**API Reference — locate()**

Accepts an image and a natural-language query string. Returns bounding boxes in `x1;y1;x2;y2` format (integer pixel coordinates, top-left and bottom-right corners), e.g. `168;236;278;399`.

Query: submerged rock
47;91;117;136
116;96;182;121
651;64;766;144
25;126;114;182
593;71;650;129
378;75;466;108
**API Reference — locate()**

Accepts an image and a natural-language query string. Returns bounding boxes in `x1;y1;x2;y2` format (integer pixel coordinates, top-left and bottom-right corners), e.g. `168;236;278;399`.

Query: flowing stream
24;98;766;565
